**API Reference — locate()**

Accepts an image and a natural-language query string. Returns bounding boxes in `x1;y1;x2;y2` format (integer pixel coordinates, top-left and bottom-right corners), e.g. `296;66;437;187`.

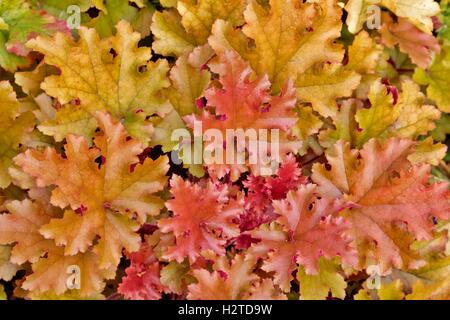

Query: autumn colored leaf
27;20;170;144
346;0;440;35
188;254;284;300
0;199;57;265
0;198;110;297
0;81;35;188
297;258;347;300
118;235;164;300
159;175;242;263
312;138;450;272
0;0;449;301
184;50;300;180
414;46;450;113
0;245;19;281
209;0;344;92
15;112;169;270
249;184;357;292
151;0;246;57
381;14;440;68
0;0;69;71
321;80;441;148
239;154;307;232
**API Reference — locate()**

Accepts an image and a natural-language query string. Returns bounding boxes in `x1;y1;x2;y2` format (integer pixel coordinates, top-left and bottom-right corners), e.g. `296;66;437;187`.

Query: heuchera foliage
0;0;450;300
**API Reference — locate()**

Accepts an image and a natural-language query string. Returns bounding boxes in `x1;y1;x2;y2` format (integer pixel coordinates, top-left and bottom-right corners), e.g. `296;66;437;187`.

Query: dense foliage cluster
1;0;450;300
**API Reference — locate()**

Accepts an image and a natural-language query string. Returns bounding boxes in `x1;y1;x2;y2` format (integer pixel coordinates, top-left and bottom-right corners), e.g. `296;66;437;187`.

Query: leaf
381;0;440;35
0;199;57;265
392;80;441;139
0;245;19;281
239;154;307;232
414;46;450;113
354;80;400;146
405;256;450;299
184;50;300;180
346;30;383;75
292;106;323;142
378;280;405;300
27;20;170;144
0;198;109;297
432;114;450;142
151;0;246;57
23;248;110;297
355;279;405;300
0;0;69;71
408;137;447;166
438;0;450;43
160;260;194;295
295;63;361;118
86;0;155;37
167;45;212;117
322;80;441;148
187;254;259;300
159;175;242;263
15;112;169;270
118;236;164;300
243;278;286;300
152;45;212;152
250;184;357;292
0;81;35;188
312;138;450;272
381;14;440;69
209;0;344;92
346;0;440;35
0;284;6;300
297;257;347;300
15;62;59;97
345;0;381;34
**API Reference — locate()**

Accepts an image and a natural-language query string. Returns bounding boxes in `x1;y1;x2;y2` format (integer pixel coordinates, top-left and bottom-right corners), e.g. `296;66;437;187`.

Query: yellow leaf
292;106;323;141
0;81;35;188
296;63;361;118
166;45;212;117
414;46;450;113
405;257;450;299
381;0;440;35
153;45;212;152
209;0;344;92
151;9;198;56
297;258;347;300
0;284;5;300
22;248;110;297
27;21;170;144
345;0;381;34
324;79;440;148
346;0;440;35
355;80;399;147
15;62;59;97
151;0;246;57
393;80;441;139
347;30;383;74
408;137;447;166
378;279;404;300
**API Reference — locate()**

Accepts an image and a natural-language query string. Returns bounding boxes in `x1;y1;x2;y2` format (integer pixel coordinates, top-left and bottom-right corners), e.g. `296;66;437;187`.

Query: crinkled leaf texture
184;50;300;180
313;138;450;272
159;175;242;263
15;112;169;271
27;21;170;144
249;184;357;292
